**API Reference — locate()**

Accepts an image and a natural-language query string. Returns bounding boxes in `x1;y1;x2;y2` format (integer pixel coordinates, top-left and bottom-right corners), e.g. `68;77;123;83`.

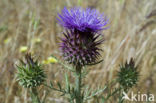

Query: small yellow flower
4;38;11;44
42;60;49;64
47;57;58;63
19;46;28;53
33;38;41;43
42;57;58;65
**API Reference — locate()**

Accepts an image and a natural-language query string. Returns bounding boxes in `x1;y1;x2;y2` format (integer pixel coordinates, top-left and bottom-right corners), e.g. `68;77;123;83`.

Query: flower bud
117;58;139;89
16;53;46;88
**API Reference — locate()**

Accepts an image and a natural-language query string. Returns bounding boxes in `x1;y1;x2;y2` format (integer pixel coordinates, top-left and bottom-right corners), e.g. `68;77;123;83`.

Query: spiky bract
60;30;103;66
118;58;139;90
16;54;46;88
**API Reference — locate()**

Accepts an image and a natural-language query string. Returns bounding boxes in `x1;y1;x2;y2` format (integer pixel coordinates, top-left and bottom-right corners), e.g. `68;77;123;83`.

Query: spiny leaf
65;73;70;93
50;81;53;88
57;82;62;90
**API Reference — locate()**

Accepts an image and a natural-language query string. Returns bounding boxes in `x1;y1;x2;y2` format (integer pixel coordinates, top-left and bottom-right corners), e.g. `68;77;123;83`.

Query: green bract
16;54;46;88
117;58;139;90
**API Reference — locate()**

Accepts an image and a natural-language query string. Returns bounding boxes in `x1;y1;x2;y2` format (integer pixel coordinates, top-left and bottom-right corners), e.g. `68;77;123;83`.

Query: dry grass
0;0;156;103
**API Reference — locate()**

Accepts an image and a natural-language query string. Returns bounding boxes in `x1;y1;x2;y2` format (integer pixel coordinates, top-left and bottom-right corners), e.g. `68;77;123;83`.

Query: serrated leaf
60;93;65;96
50;55;74;72
57;82;62;90
101;96;106;103
50;81;53;87
65;73;70;93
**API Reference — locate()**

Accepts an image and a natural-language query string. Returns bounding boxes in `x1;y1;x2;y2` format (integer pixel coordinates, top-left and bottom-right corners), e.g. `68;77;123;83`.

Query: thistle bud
117;58;139;90
16;53;46;88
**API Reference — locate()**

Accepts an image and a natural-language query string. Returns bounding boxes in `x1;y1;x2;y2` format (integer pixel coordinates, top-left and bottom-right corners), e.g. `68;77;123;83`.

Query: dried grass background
0;0;156;103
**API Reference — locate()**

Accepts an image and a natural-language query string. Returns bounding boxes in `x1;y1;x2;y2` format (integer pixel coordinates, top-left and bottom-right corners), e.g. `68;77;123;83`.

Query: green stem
43;83;67;94
118;88;125;103
75;66;82;103
30;88;40;103
105;88;121;101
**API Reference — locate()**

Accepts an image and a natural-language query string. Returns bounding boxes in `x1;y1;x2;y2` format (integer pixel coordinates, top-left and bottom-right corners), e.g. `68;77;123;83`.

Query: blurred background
0;0;156;103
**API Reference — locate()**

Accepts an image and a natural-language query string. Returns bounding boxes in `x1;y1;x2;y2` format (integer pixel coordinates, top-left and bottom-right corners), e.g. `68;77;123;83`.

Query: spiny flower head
117;58;139;90
16;53;46;88
57;7;109;33
60;30;103;66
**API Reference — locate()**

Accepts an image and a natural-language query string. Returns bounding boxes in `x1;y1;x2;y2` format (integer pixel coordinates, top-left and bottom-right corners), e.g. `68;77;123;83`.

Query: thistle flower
58;7;108;67
117;58;139;90
16;53;46;88
57;7;109;33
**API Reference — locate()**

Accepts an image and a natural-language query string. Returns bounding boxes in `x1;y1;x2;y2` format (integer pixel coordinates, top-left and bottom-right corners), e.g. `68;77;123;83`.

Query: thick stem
75;66;82;103
30;88;40;103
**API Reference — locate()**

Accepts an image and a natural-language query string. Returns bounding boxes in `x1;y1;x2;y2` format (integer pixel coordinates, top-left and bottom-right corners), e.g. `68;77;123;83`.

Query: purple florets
57;7;109;33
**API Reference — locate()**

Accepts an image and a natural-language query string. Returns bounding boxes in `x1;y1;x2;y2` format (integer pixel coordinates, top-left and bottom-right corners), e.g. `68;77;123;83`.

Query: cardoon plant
15;7;140;103
57;7;109;103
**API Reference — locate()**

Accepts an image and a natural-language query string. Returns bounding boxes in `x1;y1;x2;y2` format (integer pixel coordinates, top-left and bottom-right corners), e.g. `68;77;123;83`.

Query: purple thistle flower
58;7;109;67
60;30;103;66
57;7;109;33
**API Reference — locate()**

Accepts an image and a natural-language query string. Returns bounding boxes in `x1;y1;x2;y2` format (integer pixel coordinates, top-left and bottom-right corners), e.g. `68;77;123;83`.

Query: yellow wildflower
42;57;58;65
4;38;11;44
19;46;28;53
47;57;58;63
33;38;41;43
